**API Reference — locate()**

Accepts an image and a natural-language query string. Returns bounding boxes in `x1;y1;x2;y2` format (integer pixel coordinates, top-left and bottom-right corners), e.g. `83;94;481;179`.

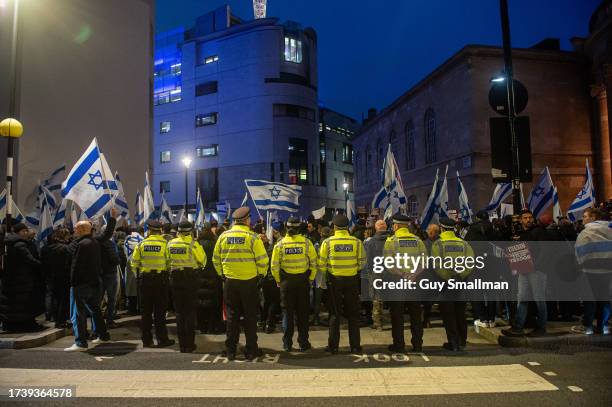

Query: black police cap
392;213;411;225
286;217;300;228
178;221;193;232
146;220;162;230
332;214;349;228
439;217;456;229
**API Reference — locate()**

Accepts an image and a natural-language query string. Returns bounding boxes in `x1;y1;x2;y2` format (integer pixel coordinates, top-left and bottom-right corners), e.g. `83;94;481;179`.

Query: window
344;172;354;192
160;150;171;163
462;155;472;169
196;144;218;157
160;181;170;193
405;120;415;170
170;63;181;75
342;143;353;164
406;195;418;218
160;121;171;133
288;138;308;185
154;88;182;105
390;130;399;155
319;137;326;187
195;81;218;97
204;55;219;65
284;37;302;63
196;112;218;127
333;149;337;162
424;108;436;164
354;152;360;184
334;178;338;192
273;104;315;121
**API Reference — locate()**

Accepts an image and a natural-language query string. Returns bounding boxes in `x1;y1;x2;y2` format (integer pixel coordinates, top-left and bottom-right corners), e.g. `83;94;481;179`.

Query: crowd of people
0;199;611;358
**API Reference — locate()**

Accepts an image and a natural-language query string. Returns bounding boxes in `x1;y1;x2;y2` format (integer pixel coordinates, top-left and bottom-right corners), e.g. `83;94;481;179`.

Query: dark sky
156;0;599;120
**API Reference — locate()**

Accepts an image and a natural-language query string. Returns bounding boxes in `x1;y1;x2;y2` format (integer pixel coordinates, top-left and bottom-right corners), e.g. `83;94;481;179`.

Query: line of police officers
130;206;474;358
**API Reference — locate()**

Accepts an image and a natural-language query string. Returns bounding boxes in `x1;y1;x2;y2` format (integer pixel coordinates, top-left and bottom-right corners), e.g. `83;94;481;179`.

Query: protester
41;228;72;329
364;219;390;331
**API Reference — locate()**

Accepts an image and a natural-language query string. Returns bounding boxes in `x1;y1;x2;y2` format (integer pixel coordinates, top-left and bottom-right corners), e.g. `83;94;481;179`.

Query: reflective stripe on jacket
130;235;168;273
317;229;366;277
271;234;317;283
167;234;207;270
212;224;269;280
383;227;427;277
430;230;475;280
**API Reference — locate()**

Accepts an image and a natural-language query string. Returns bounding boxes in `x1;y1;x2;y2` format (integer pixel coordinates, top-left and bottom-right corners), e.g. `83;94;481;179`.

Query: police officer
431;218;475;352
383;214;427;353
318;214;366;354
167;221;206;353
130;220;174;348
213;207;269;360
271;217;317;352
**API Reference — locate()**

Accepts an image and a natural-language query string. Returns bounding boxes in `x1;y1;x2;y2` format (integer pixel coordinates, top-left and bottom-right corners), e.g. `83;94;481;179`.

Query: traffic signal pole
499;0;523;213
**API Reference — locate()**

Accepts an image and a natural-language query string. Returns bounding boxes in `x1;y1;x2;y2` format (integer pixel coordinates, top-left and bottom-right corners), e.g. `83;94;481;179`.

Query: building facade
153;5;328;219
353;41;601;218
318;108;360;215
0;0;154;212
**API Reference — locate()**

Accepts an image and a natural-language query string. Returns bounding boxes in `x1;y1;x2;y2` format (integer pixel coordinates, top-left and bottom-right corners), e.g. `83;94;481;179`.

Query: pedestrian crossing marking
527;362;540;366
0;364;558;398
544;371;557;376
567;386;583;392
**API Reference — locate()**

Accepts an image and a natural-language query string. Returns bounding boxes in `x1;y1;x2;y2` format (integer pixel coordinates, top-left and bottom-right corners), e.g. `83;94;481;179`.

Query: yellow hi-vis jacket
317;229;366;277
430;230;475;280
213;224;269;280
166;234;207;270
130;234;168;273
383;227;428;277
271;234;317;283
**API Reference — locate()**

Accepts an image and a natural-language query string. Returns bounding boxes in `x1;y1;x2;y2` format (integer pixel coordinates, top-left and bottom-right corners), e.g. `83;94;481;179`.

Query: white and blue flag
420;168;441;229
346;198;357;228
372;145;407;214
456;171;473;223
143;171;155;223
53;199;68;228
245;179;301;213
552;186;563;221
113;171;129;221
567;160;595;221
38;184;57;211
134;191;144;225
485;183;512;213
240;191;248;208
0;189;22;224
42;164;66;196
195;188;205;228
216;202;228;222
61;138;112;219
38;192;54;243
159;192;172;224
437;167;450;219
527;166;555;219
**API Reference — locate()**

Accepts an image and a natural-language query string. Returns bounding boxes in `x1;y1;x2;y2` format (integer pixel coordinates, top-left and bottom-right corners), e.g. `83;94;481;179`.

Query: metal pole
5;0;20;232
184;167;188;215
499;0;522;213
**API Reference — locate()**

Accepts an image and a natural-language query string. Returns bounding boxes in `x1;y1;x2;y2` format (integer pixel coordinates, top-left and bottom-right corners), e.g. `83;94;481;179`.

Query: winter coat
69;234;102;287
41;241;71;287
0;234;44;323
96;218;119;275
197;237;221;309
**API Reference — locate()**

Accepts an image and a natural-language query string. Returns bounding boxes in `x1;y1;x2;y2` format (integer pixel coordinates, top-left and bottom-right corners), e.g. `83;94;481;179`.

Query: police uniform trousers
389;301;423;349
170;268;199;351
439;289;467;348
139;272;170;345
279;270;310;348
224;276;260;355
327;274;361;350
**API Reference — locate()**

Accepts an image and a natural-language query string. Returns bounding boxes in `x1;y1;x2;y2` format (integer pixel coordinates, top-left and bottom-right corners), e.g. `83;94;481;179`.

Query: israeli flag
195;188;205;228
456;171;473;223
159;192;172;224
134;191;144;225
346;198;357;228
437;168;450;219
312;206;326;220
372;145;407;214
42;164;66;196
38;184;57;211
527;166;555;219
567;160;595;222
420;168;441;229
0;189;20;223
245;179;301;212
143;171;155;222
113;172;130;220
38;192;54;243
552;186;563;221
240;191;248;207
69;201;79;226
485;183;512;212
53;198;68;228
61;139;112;219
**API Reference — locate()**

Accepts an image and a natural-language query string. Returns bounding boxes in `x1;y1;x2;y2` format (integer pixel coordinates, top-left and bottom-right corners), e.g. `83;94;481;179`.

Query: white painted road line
567;386;583;392
0;365;558;398
544;371;557;376
527;362;540;366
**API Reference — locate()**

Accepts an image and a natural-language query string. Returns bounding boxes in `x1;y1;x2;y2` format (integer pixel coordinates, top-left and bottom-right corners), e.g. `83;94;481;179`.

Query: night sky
156;0;599;120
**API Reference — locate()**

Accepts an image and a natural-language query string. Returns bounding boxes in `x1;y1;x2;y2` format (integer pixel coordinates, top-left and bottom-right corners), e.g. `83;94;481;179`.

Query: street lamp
343;182;349;213
182;156;192;215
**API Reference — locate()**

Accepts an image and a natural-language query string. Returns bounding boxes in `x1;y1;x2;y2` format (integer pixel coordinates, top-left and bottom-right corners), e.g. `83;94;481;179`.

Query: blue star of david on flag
532;186;545;197
270;186;281;199
88;170;104;190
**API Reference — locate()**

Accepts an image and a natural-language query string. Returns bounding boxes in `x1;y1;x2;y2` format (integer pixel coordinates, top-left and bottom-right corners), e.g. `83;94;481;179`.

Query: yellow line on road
0;364;558;398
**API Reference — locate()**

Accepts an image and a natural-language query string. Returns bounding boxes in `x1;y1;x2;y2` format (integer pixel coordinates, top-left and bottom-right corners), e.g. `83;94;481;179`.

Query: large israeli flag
567;160;595;221
195;188;205;228
372;145;407;214
143;171;155;222
160;192;172;224
527;166;554;219
456;171;473;223
420;168;441;229
61;139;111;219
245;179;301;212
113;172;129;221
485;183;512;212
38;192;54;243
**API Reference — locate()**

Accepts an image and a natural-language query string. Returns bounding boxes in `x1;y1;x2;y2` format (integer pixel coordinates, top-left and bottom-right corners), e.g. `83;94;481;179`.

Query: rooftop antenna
253;0;267;19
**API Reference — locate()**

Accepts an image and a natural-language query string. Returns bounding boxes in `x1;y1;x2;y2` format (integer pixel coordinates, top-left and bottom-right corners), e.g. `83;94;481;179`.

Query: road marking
94;356;114;362
527;362;540;366
0;365;558;398
567;386;583;392
543;371;557;376
420;353;430;362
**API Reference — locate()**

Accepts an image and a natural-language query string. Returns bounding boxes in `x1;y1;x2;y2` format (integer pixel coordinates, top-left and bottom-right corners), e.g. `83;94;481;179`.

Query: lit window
160;121;171;133
170;63;181;75
204;55;219;64
284;37;302;63
170;88;182;103
160;181;170;193
160;150;171;163
342;143;353;164
195;112;218;127
196;144;218;157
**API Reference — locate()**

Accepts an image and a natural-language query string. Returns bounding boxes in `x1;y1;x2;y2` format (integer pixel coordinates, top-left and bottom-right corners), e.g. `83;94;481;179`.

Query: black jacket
96;218;119;275
364;230;390;276
41;241;71;285
0;234;44;323
69;234;102;287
